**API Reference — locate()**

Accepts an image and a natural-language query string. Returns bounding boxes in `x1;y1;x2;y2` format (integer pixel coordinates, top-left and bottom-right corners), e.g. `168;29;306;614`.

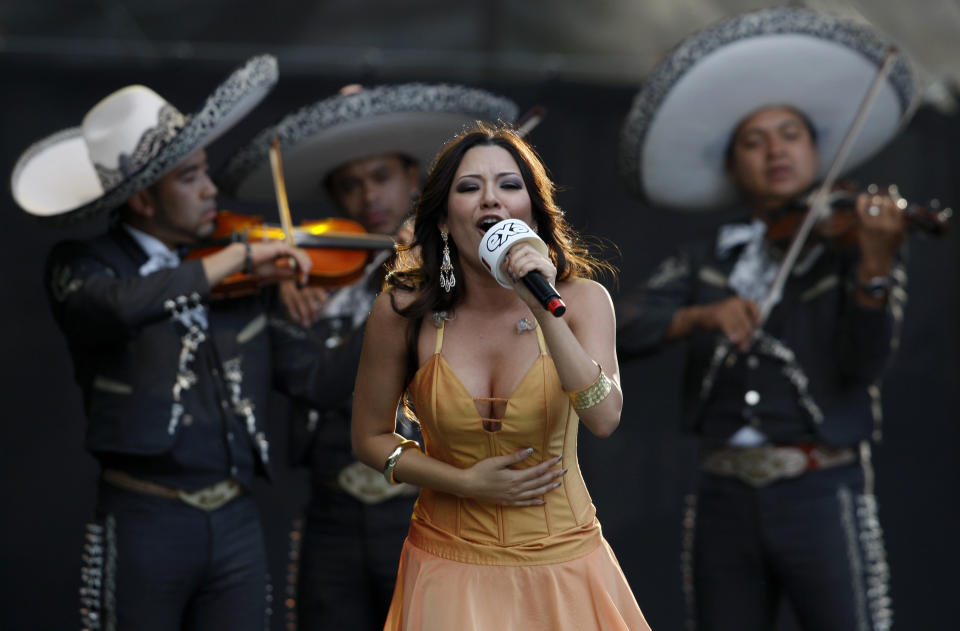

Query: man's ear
126;189;157;219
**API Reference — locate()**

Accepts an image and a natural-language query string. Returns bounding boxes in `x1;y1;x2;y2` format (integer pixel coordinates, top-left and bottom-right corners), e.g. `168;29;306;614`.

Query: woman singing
351;122;650;630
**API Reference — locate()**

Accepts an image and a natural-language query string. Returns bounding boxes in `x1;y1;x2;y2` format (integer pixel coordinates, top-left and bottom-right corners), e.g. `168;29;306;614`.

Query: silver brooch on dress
432;310;456;328
516;317;536;334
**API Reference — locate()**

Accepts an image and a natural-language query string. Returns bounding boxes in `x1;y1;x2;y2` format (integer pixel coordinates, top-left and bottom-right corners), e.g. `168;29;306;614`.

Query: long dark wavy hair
385;121;614;380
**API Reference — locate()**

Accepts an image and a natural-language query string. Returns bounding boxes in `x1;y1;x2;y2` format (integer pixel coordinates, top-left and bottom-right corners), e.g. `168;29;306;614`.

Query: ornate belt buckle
337;461;416;505
177;480;241;511
736;447;807;487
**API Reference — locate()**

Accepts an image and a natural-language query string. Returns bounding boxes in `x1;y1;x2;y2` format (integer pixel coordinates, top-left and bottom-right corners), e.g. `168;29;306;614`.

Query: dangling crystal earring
439;230;456;293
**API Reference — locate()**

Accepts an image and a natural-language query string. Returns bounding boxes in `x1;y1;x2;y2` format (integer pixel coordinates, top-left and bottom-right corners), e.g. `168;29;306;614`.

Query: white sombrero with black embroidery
619;8;916;212
11;55;278;224
216;83;518;203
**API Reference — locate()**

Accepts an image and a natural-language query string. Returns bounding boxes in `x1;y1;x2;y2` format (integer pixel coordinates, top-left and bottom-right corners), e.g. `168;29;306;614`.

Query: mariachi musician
616;8;917;631
11;56;358;630
217;83;518;630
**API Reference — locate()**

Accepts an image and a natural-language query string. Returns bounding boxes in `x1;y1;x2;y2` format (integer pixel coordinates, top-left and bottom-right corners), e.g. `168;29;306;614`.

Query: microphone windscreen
478;218;548;288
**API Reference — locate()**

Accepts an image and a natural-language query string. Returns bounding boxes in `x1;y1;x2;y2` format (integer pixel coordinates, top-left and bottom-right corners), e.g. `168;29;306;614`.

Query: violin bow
268;137;302;282
755;47;899;328
698;46;902;395
515;106;546;139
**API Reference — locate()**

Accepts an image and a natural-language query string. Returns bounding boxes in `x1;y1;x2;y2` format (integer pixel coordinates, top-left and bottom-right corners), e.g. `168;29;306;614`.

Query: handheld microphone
521;270;566;317
478;218;566;317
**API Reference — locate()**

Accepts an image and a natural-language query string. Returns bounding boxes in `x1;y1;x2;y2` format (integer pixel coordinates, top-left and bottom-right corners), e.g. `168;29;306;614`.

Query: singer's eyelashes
453;175;525;194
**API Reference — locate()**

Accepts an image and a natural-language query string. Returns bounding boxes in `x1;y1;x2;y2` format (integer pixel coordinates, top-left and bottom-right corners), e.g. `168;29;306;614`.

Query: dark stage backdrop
1;58;957;631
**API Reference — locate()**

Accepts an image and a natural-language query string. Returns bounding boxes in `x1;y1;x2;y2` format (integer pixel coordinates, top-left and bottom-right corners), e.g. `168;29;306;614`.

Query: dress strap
435;319;445;354
534;324;547;355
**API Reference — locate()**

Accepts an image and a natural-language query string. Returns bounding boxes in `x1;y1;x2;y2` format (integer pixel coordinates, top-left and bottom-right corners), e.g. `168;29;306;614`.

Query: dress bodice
406;320;601;566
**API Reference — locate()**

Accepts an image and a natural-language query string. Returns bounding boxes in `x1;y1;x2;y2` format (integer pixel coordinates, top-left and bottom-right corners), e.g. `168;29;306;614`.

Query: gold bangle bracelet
568;363;613;410
382;439;420;485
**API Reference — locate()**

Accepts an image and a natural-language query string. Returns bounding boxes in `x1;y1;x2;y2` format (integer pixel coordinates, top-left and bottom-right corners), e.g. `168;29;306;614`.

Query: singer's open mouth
476;215;503;232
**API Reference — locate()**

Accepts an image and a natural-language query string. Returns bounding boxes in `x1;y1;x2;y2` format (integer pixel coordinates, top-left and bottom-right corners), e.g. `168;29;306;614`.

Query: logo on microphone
483;219;530;253
478;218;546;289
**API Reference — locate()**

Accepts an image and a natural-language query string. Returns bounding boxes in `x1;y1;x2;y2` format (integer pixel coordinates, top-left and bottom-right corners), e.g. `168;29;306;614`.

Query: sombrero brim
619;8;916;212
11;55;279;224
216;83;519;203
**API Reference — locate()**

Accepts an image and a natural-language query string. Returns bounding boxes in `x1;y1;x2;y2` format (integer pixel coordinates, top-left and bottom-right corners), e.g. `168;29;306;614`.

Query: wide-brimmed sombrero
11;55;278;224
216;83;518;203
619;8;916;212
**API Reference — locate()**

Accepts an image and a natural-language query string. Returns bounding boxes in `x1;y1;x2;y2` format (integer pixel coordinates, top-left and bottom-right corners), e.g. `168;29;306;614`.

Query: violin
186;210;395;299
765;182;952;252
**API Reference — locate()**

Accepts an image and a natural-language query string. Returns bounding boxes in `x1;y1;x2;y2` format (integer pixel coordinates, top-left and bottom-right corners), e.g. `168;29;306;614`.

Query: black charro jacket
45;226;358;489
617;224;907;447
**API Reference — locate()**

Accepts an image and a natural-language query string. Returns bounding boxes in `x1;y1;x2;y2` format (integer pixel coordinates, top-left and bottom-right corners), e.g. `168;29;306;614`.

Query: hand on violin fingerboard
854;190;906;277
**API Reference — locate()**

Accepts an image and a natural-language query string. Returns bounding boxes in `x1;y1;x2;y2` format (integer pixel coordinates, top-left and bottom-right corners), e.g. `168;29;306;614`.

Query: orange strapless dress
383;322;650;630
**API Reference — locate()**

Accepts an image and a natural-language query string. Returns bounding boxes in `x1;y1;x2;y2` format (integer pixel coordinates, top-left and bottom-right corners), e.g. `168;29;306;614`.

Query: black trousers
687;464;892;631
295;487;416;631
81;482;267;631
